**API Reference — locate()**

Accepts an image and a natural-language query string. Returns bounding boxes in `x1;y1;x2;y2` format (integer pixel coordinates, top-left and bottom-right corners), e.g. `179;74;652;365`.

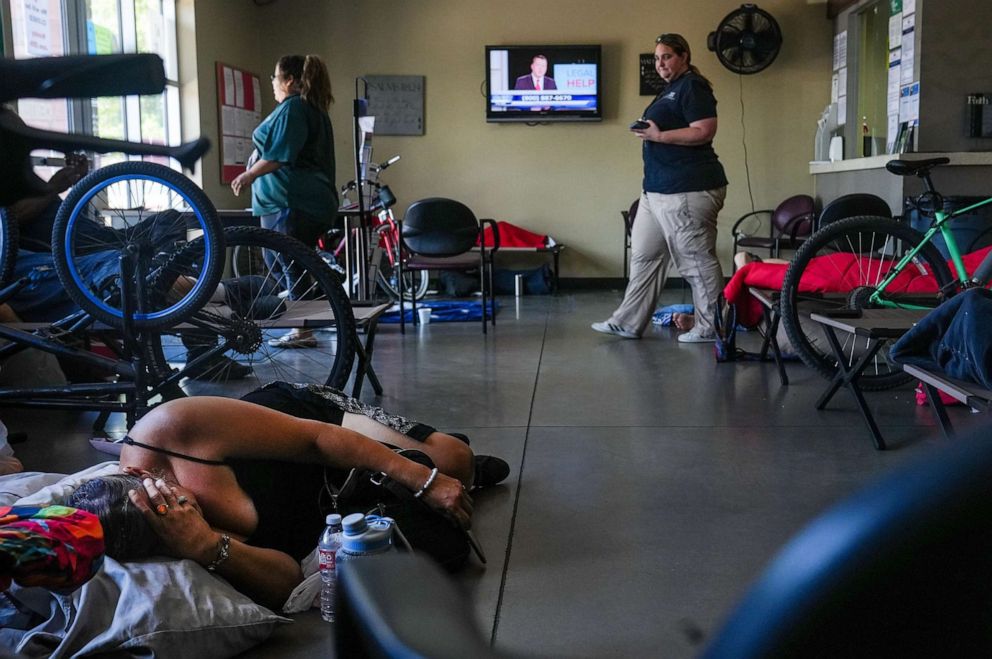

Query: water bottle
318;513;343;622
335;513;395;568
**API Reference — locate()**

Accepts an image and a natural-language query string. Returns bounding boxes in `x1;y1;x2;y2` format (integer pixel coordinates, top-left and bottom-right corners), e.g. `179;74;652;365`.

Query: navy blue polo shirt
641;72;728;194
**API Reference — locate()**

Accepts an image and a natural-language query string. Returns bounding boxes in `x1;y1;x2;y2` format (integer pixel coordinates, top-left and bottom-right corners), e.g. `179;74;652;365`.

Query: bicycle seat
885;157;950;177
0;54;165;103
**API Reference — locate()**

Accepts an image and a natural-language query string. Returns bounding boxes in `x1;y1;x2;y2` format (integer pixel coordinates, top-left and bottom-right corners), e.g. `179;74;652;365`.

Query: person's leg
341;413;475;488
604;192;672;336
659;187;726;337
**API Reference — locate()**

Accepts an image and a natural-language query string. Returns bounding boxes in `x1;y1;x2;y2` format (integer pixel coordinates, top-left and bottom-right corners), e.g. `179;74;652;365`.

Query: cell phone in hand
629;119;650;130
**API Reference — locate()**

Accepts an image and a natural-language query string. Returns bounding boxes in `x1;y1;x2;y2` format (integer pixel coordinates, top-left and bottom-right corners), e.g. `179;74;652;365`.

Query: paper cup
417;308;432;325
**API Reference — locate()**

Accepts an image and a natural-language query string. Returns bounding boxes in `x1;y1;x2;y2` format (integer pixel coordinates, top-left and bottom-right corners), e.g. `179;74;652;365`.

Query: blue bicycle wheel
52;161;224;330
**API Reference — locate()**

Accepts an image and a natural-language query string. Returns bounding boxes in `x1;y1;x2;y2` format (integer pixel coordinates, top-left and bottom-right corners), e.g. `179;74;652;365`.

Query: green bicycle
780;157;992;390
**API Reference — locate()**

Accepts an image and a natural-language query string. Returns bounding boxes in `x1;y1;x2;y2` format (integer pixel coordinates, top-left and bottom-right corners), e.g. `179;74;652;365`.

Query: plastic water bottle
318;513;343;622
335;513;395;568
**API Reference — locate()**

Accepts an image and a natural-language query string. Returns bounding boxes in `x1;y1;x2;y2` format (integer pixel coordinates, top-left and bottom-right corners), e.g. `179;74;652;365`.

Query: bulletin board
639;54;665;96
365;75;425;135
216;62;262;184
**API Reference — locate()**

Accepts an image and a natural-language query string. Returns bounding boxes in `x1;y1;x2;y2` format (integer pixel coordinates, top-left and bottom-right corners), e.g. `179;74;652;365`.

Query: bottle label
319;548;336;572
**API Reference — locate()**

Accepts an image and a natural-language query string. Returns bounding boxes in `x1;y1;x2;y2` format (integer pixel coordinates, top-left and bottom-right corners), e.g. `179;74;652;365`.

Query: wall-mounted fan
707;4;783;75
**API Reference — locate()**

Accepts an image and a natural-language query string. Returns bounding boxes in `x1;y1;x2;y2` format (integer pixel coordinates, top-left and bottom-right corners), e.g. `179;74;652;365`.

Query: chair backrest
771;194;816;238
402;197;480;257
621;198;639;237
818;193;892;230
702;425;992;658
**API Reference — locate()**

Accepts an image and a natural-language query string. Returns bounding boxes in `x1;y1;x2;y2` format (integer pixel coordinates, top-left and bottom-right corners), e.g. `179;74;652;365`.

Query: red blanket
724;246;992;328
478;221;549;248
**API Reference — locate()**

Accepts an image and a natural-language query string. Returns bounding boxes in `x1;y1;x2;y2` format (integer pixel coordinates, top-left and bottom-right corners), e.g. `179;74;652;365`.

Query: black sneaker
473;455;510;489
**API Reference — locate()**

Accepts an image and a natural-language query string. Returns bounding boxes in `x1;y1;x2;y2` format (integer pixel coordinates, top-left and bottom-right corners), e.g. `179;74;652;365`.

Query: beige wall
195;0;832;277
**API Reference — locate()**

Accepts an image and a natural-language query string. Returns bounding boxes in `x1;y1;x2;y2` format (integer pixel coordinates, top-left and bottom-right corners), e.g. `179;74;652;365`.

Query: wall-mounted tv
486;45;602;123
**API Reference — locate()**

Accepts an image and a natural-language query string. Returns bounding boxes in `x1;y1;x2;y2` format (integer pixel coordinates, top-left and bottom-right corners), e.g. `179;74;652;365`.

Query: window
7;0;180;171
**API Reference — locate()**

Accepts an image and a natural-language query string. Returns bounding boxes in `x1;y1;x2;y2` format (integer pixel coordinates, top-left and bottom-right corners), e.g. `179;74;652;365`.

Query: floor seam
490;300;549;647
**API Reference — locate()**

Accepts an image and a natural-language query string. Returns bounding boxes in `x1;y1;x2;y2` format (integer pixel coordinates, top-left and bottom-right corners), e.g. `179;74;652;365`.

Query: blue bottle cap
326;513;342;526
342;512;368;535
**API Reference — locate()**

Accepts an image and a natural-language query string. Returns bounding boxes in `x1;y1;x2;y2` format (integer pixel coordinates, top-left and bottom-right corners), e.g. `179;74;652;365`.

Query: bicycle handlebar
0;54;166;103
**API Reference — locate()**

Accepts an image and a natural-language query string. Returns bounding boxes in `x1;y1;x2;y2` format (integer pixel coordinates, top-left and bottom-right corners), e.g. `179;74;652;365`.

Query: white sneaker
591;321;639;339
677;329;717;343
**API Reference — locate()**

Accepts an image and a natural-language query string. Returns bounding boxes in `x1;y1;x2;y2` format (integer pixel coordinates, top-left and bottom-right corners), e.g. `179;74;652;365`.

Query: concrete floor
6;288;987;658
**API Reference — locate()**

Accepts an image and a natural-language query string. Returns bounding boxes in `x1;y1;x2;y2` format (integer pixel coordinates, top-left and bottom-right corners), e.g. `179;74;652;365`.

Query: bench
747;288;789;386
900;363;992;440
809;309;929;450
472;244;564;294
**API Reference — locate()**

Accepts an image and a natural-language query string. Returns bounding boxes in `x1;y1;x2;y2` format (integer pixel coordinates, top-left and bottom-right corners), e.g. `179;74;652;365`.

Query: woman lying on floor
66;381;509;609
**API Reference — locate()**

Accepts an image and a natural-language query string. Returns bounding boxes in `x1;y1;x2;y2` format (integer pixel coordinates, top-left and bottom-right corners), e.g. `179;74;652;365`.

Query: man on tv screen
514;55;557;91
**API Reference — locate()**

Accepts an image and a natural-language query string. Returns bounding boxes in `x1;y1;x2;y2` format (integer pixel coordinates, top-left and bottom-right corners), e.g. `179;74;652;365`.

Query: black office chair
337;424;992;658
816;192;892;230
398;198;499;334
731;195;816;267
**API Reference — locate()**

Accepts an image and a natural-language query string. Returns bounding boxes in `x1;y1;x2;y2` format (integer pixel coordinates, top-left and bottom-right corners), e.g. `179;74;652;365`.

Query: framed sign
216;62;262;184
639;54;665;96
365;75;425;135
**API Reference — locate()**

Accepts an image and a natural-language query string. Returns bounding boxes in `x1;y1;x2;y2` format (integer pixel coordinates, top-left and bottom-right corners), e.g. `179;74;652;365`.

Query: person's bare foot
672;312;695;331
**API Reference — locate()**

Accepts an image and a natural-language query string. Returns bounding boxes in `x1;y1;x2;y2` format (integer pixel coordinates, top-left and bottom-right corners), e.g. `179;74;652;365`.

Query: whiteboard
365;75;425;136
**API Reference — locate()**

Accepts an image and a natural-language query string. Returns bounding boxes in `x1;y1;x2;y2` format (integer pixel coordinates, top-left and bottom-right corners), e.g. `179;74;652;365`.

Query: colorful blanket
0;505;104;591
724;246;992;329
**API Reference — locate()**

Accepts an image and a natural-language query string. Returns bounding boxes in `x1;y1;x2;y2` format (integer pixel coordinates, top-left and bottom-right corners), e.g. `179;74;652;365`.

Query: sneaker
591;321;639;339
677;329;717;344
267;332;318;349
473;455;510;489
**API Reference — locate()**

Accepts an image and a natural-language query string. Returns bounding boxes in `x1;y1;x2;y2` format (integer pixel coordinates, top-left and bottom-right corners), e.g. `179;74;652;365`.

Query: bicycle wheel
0;208;19;286
145;226;357;398
780;215;952;390
376;256;429;301
52;161;224;330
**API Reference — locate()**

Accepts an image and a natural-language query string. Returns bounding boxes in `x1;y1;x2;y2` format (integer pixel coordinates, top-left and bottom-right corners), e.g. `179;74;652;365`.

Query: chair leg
398;227;406;335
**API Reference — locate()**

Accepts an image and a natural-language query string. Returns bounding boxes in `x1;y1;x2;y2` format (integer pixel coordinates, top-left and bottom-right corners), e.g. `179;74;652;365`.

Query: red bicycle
326;156;429;301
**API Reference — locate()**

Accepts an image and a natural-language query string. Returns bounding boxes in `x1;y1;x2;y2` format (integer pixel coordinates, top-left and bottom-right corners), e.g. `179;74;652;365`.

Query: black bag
328;448;471;571
714;294;743;362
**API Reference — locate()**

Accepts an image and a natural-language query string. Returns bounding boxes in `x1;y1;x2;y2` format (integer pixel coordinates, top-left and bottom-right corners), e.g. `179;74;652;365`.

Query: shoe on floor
186;354;253;381
267;332;318;349
473;455;510;489
591;321;639;339
677;329;717;343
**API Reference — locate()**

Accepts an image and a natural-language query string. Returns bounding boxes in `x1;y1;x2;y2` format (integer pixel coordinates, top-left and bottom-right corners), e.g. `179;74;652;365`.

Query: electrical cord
739;72;755;214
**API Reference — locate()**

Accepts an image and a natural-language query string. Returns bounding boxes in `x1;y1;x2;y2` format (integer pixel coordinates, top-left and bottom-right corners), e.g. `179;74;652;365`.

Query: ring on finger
177;495;189;505
156;503;170;516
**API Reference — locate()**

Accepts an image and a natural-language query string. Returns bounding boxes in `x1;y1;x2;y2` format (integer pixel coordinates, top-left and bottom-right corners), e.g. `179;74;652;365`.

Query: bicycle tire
0;208;19;286
52;162;224;330
145;226;357;397
376;257;430;301
780;215;952;390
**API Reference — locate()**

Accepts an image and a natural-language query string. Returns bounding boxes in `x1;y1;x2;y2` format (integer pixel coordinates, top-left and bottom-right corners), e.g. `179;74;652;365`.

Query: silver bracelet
413;468;439;499
206;534;231;572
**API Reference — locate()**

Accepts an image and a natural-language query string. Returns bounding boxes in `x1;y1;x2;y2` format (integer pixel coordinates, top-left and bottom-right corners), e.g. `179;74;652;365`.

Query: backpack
327;448;471;571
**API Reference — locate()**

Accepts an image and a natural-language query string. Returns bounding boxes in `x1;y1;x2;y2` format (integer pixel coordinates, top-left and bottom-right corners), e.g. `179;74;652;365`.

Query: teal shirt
251;94;337;221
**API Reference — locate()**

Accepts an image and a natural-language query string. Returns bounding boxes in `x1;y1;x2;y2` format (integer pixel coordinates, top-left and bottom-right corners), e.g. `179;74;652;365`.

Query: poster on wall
365;75;425;136
639;53;665;96
216;62;262;184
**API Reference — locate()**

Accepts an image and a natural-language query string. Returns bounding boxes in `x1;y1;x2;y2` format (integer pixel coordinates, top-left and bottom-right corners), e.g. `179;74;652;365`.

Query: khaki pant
609;187;727;336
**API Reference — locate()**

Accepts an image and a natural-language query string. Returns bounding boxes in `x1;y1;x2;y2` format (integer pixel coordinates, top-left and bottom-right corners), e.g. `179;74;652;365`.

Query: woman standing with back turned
592;33;727;342
231;54;337;349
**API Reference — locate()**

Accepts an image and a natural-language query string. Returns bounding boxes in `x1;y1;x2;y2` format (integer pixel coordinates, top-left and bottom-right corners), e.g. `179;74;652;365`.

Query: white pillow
1;556;289;658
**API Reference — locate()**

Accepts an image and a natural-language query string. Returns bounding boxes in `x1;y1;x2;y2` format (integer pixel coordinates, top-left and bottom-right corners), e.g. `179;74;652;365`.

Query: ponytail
687;64;713;90
277;54;334;112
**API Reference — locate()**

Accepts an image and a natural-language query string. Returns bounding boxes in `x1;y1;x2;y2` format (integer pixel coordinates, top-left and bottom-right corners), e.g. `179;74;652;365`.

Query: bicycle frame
868;191;992;308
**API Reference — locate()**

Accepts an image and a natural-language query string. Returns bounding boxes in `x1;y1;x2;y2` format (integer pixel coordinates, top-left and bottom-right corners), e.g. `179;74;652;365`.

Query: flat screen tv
486;45;602;123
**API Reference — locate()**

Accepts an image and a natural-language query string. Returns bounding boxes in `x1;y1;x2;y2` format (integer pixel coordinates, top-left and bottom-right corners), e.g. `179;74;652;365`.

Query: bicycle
332;155;430;301
0;54;357;429
779;157;992;389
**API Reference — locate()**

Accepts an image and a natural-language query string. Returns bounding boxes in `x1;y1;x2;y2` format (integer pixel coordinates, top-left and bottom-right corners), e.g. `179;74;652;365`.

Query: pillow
1;556;289;658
